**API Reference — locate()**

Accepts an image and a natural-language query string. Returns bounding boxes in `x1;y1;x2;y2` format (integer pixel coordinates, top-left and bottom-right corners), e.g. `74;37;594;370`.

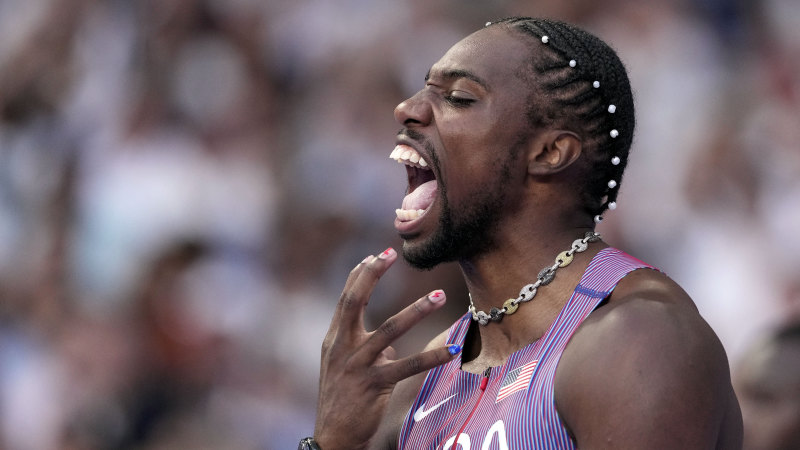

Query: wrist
298;437;322;450
304;435;369;450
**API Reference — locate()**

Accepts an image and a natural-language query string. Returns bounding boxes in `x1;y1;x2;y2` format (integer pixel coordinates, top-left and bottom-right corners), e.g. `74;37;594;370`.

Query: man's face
390;26;537;269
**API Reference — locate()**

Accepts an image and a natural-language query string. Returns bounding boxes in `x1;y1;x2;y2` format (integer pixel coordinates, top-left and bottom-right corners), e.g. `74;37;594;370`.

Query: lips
389;144;438;224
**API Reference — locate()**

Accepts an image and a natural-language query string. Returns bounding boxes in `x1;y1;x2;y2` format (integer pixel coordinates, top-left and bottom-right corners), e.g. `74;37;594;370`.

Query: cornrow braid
487;17;635;222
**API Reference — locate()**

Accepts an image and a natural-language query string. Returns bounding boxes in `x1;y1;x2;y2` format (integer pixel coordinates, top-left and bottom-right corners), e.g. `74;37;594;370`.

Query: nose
394;90;432;127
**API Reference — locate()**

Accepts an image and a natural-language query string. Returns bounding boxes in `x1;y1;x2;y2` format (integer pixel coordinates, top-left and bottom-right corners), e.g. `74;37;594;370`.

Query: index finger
356;290;448;363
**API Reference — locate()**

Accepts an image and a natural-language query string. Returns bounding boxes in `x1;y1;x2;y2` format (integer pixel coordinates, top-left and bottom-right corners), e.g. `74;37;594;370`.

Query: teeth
395;208;427;221
389;145;430;170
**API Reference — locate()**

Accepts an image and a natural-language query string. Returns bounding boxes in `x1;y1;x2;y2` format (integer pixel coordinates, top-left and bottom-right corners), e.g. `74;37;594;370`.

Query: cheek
436;106;528;182
442;102;521;144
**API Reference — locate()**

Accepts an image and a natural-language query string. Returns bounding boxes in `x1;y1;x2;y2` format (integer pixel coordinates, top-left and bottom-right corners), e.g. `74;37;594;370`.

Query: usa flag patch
496;360;538;402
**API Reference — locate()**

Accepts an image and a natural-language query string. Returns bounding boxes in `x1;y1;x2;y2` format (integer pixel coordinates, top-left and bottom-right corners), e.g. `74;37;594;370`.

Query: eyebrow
425;68;489;91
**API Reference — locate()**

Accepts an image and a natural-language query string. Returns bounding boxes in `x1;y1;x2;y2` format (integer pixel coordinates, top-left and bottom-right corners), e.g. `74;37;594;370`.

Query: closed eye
443;93;475;107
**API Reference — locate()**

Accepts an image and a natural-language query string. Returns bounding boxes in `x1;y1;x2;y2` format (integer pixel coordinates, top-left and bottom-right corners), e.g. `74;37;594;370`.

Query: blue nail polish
448;344;462;356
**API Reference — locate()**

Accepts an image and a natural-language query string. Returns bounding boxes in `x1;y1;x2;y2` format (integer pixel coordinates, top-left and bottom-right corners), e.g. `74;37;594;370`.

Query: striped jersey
398;248;653;449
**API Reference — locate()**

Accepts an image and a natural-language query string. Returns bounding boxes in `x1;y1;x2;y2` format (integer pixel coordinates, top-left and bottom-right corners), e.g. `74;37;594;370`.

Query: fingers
341;254;375;294
329;254;372;327
358;290;448;361
331;248;398;335
379;344;461;385
337;247;397;330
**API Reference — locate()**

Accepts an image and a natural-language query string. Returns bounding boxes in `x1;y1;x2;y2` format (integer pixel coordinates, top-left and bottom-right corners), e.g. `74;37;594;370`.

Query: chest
400;351;573;450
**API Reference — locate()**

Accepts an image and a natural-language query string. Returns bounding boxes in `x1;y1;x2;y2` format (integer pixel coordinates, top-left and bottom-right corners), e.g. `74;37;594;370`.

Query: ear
527;131;583;176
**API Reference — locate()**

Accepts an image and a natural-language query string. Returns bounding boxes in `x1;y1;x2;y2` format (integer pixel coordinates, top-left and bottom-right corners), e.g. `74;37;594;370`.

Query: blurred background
0;0;798;448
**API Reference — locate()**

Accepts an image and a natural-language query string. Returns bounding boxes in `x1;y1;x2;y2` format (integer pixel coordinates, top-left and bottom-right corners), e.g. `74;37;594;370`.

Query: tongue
401;180;438;211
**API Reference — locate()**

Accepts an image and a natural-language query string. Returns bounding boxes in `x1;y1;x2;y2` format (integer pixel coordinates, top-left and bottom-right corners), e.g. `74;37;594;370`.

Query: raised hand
313;248;459;449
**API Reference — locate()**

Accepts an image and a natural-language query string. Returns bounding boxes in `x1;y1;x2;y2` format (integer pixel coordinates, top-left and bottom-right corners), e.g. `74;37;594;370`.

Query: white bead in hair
610;129;619;138
608;180;617;189
608;104;616;113
593;81;600;88
541;36;549;43
608;202;617;210
569;60;577;67
611;156;621;165
594;215;603;223
485;21;492;27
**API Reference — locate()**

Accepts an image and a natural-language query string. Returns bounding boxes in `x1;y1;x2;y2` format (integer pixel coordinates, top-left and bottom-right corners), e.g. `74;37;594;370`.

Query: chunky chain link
468;231;601;326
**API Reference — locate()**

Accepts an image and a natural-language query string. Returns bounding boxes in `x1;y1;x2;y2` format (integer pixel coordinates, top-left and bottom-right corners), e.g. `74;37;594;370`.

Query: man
736;322;800;450
304;17;742;449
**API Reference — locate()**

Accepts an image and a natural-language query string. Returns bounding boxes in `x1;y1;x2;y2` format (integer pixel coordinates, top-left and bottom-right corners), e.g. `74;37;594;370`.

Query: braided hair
489;17;635;220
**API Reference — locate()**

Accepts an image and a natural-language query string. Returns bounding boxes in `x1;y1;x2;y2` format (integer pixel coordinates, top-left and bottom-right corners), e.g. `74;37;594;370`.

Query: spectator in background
735;323;800;450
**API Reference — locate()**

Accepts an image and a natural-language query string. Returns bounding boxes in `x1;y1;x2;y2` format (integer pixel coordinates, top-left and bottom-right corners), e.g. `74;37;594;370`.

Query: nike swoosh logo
413;394;456;422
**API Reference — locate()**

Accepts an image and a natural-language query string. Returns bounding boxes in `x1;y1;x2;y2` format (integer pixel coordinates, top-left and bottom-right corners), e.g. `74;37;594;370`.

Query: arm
313;248;458;450
555;270;743;449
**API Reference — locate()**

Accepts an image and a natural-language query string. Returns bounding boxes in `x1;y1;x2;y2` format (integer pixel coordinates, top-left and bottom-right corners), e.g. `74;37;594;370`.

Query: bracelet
298;437;322;450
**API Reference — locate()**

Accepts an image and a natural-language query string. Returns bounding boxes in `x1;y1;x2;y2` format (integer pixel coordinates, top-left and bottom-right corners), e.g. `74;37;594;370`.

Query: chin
400;240;443;271
400;228;474;271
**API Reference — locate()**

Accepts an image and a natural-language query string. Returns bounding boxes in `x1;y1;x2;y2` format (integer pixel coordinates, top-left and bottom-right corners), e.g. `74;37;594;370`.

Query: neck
459;225;596;299
457;226;604;369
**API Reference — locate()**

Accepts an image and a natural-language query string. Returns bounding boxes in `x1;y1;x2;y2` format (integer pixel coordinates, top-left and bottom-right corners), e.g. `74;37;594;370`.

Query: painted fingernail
378;247;395;259
428;290;446;303
447;344;462;356
361;255;373;264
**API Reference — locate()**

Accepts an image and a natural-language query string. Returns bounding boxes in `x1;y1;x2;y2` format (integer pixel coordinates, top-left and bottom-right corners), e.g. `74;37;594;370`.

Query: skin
314;248;455;449
314;25;742;449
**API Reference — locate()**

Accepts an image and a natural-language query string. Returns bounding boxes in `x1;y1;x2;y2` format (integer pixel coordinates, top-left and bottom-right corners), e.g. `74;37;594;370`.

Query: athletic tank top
398;248;654;449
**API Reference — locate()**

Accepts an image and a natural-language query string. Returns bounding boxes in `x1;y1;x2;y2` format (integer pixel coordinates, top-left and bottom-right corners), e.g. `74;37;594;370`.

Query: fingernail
361;255;373;264
378;247;395;259
428;290;446;303
447;344;462;356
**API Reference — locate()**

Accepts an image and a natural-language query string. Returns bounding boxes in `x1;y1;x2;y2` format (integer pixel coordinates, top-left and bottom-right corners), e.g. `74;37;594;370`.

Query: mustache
397;128;426;145
397;128;440;172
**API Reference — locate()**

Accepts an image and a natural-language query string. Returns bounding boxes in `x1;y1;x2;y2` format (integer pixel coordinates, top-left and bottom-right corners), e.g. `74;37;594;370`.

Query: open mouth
389;144;438;222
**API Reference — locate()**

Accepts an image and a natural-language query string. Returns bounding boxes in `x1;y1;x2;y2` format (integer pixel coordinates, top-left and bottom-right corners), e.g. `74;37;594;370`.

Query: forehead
429;27;533;89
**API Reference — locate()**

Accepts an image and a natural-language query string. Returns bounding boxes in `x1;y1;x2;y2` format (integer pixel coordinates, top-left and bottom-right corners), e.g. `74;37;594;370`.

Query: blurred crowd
0;0;798;448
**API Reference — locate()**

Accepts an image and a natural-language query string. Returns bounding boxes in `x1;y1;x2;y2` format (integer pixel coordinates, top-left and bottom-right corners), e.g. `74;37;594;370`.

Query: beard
401;158;514;270
402;192;505;270
398;127;524;270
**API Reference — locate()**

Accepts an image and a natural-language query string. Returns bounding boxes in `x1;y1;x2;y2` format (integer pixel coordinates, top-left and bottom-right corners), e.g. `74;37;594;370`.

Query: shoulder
555;268;742;448
370;328;451;450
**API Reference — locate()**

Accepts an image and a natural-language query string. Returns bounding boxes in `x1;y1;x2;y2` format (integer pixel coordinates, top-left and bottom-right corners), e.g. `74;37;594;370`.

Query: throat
459;319;529;372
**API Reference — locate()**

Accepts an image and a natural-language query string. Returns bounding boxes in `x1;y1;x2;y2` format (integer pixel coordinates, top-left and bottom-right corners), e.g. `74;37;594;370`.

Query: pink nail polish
378;247;395;259
361;256;372;264
428;290;446;303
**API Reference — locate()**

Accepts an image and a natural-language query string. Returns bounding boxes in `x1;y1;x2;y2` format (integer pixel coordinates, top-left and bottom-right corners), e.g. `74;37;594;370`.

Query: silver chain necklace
468;231;602;326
